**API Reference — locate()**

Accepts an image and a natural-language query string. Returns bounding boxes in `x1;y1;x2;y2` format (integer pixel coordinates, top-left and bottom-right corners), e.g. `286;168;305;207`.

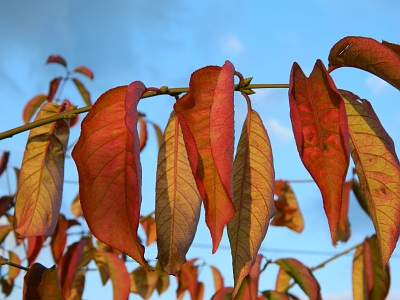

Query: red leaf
48;77;62;102
336;180;352;242
328;37;400;90
73;66;94;80
0;151;10;177
51;214;80;264
177;259;203;300
138;116;148;151
46;55;67;68
72;77;92;106
72;84;149;268
27;236;46;267
0;196;13;217
289;60;350;243
22;94;48;124
58;238;86;299
140;215;157;246
174;61;236;252
23;263;63;299
238;254;263;300
212;287;233;300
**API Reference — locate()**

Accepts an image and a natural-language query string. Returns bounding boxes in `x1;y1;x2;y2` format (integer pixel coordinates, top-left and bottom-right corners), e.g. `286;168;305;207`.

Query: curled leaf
46;55;67;68
48;77;62;102
138;116;148;151
0;151;10;177
73;66;94;80
23;94;47;124
129;266;159;299
336;180;352;242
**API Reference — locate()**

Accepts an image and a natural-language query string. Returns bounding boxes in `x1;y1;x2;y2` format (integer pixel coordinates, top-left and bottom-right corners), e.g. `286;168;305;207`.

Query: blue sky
0;1;399;299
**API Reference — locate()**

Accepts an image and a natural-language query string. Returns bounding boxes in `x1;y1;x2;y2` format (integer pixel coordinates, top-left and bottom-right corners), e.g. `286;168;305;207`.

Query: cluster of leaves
0;35;399;299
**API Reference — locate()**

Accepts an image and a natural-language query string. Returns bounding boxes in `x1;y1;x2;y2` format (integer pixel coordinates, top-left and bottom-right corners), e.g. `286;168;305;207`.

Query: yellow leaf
155;111;201;275
130;266;159;299
227;109;275;297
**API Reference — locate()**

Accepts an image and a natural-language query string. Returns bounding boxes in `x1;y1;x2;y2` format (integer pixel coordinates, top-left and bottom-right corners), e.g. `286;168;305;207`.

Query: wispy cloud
265;119;293;143
366;75;390;95
221;34;244;56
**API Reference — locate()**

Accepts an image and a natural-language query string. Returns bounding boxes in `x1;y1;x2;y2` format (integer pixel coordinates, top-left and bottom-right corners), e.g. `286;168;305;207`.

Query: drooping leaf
0;225;12;244
129;266;159;299
0;151;10;177
23;94;47;124
261;291;300;300
27;236;46;266
352;179;370;216
212;287;234;300
72;78;92;106
155;261;169;296
275;267;291;292
236;254;263;300
14;101;73;237
150;121;163;148
176;259;203;300
228;108;275;296
67;270;86;300
352;235;390;300
271;180;304;233
341;90;400;267
138;116;148;151
1;277;13;297
73;66;94;80
0;196;13;217
274;258;321;300
210;265;224;292
51;214;80;264
174;61;236;252
23;263;63;300
70;193;83;218
382;40;400;56
140;215;157;246
336;180;352;242
58;238;86;299
289;60;350;243
8;251;21;284
46;55;67;68
48;77;62;102
92;249;130;300
155;111;201;274
328;37;400;90
72;84;149;268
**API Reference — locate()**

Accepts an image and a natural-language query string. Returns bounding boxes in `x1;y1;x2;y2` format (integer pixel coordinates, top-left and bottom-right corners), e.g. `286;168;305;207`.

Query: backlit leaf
289;60;349;243
342;90;400;267
14;101;72;237
275;258;321;300
23;94;47;124
212;287;233;300
140;215;157;246
150;121;163;148
72;84;149;268
275;267;291;292
48;77;62;102
27;236;46;266
8;251;21;283
228;109;275;296
176;259;203;300
236;254;263;300
0;151;10;177
58;238;86;299
328;37;400;90
262;291;300;300
271;180;304;233
210;265;224;292
155;111;201;274
67;270;86;300
46;55;67;68
138;116;148;151
0;225;12;243
73;66;94;80
155;261;169;296
130;266;159;299
70;193;83;218
23;263;63;300
72;78;92;106
51;214;80;264
93;249;130;300
336;180;352;242
174;61;236;252
382;40;400;56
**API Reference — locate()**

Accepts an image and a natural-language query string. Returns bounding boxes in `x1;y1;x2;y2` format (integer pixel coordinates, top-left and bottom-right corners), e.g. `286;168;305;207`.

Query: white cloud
221;34;244;56
366;75;390;95
265;119;293;142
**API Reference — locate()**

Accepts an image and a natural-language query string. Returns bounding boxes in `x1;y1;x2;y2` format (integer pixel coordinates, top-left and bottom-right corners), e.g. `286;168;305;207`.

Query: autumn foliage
0;36;399;299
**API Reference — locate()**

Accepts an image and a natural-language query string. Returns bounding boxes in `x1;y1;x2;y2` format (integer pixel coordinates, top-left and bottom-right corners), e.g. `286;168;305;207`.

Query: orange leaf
237;254;263;300
140;215;157;246
46;55;67;68
130;266;159;299
382;40;400;56
58;238;86;299
22;94;47;124
23;263;63;299
210;265;224;292
352;236;390;300
328;37;400;90
155;111;201;274
72;78;92;106
0;225;12;243
14;101;73;237
271;180;304;233
0;151;10;177
150;121;163;148
177;259;203;300
48;77;62;102
274;258;321;300
93;249;130;300
275;267;291;292
336;180;352;242
68;270;86;300
70;193;83;218
138;116;148;151
174;61;236;252
227;109;275;296
8;251;21;283
212;287;233;300
72;84;149;268
73;66;94;80
342;91;400;267
51;214;80;264
289;60;349;243
27;236;46;266
262;291;300;300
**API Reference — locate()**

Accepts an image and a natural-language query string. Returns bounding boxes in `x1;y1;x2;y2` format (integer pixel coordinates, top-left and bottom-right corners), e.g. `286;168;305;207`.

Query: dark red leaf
23;263;63;299
73;66;94;80
48;77;62;102
0;151;10;177
46;55;67;68
51;214;80;264
27;236;46;267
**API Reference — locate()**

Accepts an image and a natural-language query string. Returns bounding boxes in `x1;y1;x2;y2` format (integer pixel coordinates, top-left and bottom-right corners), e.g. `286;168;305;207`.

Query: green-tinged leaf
228;109;275;297
14;101;73;236
0;225;12;243
155;261;169;296
73;66;94;80
342;90;400;267
336;180;352;242
328;37;400;90
210;265;224;292
67;270;86;300
352;179;369;216
129;266;159;299
138;116;148;151
176;259;203;300
72;78;92;106
289;60;350;243
46;55;67;68
140;215;156;246
48;77;62;102
274;258;321;300
0;151;10;177
235;254;263;300
212;287;233;300
174;61;236;252
93;249;130;300
23;263;63;300
72;84;149;269
23;94;47;124
271;180;304;233
51;214;80;264
262;291;300;300
155;111;201;275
